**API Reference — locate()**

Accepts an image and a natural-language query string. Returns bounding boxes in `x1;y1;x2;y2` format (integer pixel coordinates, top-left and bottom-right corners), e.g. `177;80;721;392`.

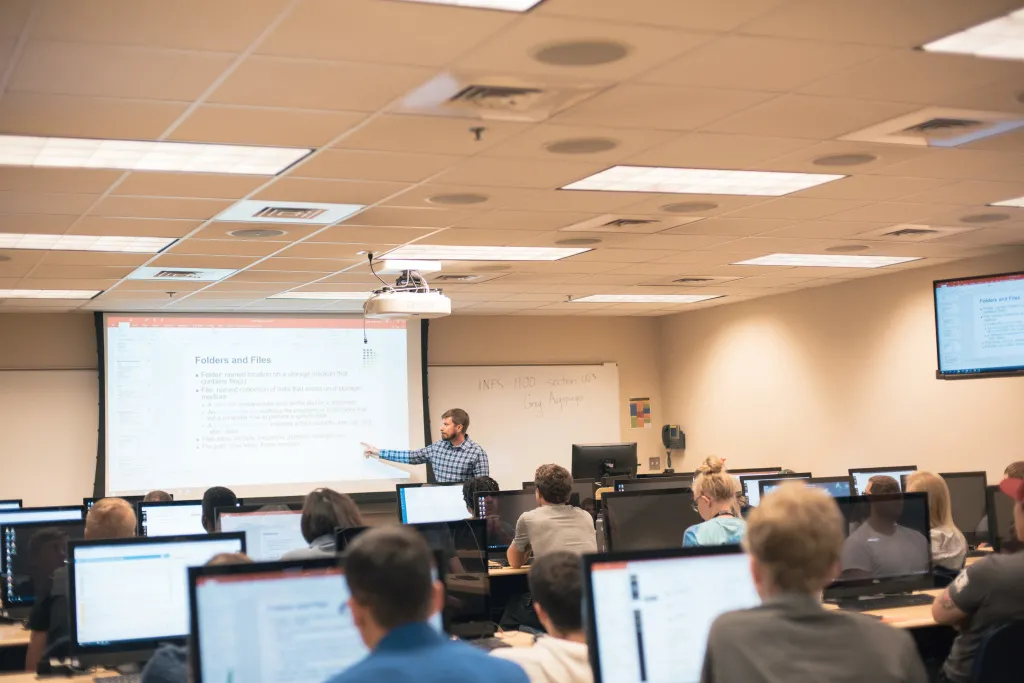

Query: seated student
327;526;528;683
840;476;929;580
492;551;592;683
684;456;745;547
508;464;596;569
26;498;137;672
200;486;238;533
143;490;172;502
280;487;363;560
463;475;500;517
905;471;967;571
932;476;1024;683
979;460;1024;553
701;484;927;683
140;552;253;683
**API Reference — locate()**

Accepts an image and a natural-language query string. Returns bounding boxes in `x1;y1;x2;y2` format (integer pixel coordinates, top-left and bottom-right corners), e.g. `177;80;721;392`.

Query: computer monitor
848;466;918;496
216;506;305;561
759;476;852;500
740;473;811;508
613;475;692;493
68;532;246;665
84;496;145;510
0;506;84;527
0;500;22;510
137;500;241;537
475;491;537;551
397;483;472;525
985;484;1020;553
937;472;988;547
584;546;760;683
825;492;932;602
2;520;85;610
571;443;638;481
602;489;702;552
728;467;783;476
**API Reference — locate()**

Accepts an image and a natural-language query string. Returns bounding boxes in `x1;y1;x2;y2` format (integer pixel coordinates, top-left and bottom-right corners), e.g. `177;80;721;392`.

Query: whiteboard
0;370;98;506
427;364;621;488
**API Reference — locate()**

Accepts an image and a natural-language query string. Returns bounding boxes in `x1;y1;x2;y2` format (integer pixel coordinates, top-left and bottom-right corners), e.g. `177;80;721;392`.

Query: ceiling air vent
841;108;1024;147
883;227;938;238
153;270;206;279
852;224;980;242
560;214;704;234
641;275;740;287
672;277;717;284
449;85;545;112
435;274;479;282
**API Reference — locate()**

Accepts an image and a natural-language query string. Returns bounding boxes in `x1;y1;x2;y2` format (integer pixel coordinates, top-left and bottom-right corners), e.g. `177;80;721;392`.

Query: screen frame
613;475;692;493
600;488;697;552
933;270;1024;380
847;466;918;495
474;490;537;551
0;506;85;526
135;499;208;537
0;500;22;509
396;482;466;524
728;467;783;475
582;544;746;683
758;476;853;499
739;472;811;500
937;471;988;547
1;519;87;608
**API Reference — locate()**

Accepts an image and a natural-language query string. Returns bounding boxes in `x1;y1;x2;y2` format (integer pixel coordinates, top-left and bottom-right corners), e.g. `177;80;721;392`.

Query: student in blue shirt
684;456;747;548
326;526;528;683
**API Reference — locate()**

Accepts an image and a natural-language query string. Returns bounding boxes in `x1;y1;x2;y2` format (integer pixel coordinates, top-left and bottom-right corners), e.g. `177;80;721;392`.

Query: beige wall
0;313;96;369
429;316;666;471
660;250;1024;483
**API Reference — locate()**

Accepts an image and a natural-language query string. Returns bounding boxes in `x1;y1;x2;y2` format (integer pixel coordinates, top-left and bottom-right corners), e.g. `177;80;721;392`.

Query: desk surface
0;623;29;648
489;566;530;577
823;589;941;630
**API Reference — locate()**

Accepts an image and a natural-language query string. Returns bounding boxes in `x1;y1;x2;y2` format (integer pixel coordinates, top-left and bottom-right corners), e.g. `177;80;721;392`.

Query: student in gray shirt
840;476;930;581
508;464;596;568
702;482;927;683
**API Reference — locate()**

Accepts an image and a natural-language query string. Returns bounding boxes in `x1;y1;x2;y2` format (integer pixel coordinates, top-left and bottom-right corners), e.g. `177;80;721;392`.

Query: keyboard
96;675;140;683
836;593;935;612
467;637;512;651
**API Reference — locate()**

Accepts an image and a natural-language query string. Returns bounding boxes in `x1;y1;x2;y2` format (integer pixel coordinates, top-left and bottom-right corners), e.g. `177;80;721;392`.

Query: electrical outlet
648;456;661;471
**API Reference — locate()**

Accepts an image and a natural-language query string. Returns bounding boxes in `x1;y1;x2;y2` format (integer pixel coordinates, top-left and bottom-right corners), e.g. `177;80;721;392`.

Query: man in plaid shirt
362;408;489;484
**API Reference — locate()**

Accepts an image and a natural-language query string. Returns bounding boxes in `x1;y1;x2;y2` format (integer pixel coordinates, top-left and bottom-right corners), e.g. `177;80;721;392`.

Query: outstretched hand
361;442;380;458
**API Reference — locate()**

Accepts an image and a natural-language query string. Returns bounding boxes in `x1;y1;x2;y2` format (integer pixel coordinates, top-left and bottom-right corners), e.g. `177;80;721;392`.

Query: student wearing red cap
931;476;1024;683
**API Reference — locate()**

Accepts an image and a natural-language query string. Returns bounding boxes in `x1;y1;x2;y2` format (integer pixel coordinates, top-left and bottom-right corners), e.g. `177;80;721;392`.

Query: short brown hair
745;483;844;593
85;498;137;540
206;552;252;566
1005;461;1024;479
441;408;469;433
344;526;435;629
867;475;900;496
535;464;572;505
143;490;172;502
300;488;363;543
528;551;583;632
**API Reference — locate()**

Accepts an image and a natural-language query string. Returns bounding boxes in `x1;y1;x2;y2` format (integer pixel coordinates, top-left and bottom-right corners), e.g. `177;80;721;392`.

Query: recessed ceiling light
0;135;310;175
824;244;871;253
126;267;237;281
228;228;288;239
662;201;719;213
545;137;619;155
572;294;723;304
812;153;877;167
216;200;364;225
534;40;630;66
555;238;602;246
922;9;1024;61
268;292;371;300
392;0;545;11
563;166;844;196
733;253;921;268
427;193;489;205
982;198;1024;212
0;289;100;299
0;233;176;253
383;245;590;261
0;255;12;262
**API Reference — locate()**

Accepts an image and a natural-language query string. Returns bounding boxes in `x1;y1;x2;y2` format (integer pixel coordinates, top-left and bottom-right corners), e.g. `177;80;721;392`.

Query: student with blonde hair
905;471;967;571
684;456;745;547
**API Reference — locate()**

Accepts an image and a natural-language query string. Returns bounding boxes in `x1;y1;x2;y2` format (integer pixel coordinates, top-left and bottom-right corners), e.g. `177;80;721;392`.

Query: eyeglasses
691;496;703;512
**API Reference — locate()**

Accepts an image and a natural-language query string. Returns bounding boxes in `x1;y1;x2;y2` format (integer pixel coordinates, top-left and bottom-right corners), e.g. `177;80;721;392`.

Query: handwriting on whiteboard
477;371;597;417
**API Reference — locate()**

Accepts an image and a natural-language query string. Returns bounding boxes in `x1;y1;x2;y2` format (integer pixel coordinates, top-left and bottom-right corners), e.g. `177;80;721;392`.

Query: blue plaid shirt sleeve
380;438;489;483
379;443;435;466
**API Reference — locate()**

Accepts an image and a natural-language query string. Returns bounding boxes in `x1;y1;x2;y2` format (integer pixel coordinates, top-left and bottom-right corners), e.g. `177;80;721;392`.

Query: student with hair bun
684;456;746;548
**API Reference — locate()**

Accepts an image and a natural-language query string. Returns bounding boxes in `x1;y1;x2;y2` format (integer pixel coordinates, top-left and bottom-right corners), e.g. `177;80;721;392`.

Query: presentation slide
935;272;1024;375
104;315;425;498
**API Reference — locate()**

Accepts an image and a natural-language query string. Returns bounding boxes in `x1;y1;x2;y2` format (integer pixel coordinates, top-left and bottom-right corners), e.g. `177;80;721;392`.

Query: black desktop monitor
848;466;918;496
475;491;537;551
759;476;852;500
602;489;702;552
397;483;473;525
740;473;811;508
728;467;783;475
84;496;145;510
0;506;84;527
138;499;242;536
583;546;760;683
613;475;692;493
571;443;637;481
2;520;85;610
985;484;1020;553
937;472;988;547
825;492;932;602
0;500;22;511
215;505;305;561
68;533;246;666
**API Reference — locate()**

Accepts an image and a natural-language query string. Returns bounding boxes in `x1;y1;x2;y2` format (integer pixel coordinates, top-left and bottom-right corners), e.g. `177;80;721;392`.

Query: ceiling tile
70;217;202;237
753;141;934;174
253;178;409;205
0;92;188;138
209;56;434;112
335;114;530;156
169;106;366;148
0;168;120;194
204;281;294;294
229;269;333;283
537;0;790;32
455;210;593;232
896;181;1024;206
791;175;952;201
0;40;17;80
88;197;232;220
259;0;514;66
435;156;607;190
38;251;151;266
277;242;385;260
482;123;677;164
720;198;868;221
23;265;133;279
306;225;435;244
415;229;543;246
0;214;79;234
621;194;770;216
0;191;96;215
824;202;964;224
341;206;478;229
626;132;813;169
758;220;892;239
705;95;917;140
166;239;286;257
18;277;121;289
191;222;321;242
662;216;794;237
149;254;258;270
871;149;1022;181
113;279;211;291
567;248;665;263
293;150;460;183
609;233;735;251
113;173;266;199
0;1;32;39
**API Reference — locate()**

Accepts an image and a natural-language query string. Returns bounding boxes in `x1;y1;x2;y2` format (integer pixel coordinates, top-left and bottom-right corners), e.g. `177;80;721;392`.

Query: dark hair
441;408;470;433
143;490;173;503
463;476;499;515
28;527;68;557
528;551;583;632
344;526;435;629
535;464;572;505
867;475;900;496
201;486;238;532
300;488;363;543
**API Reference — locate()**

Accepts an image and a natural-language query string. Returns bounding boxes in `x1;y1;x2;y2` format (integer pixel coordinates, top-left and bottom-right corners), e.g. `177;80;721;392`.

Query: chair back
972;619;1024;683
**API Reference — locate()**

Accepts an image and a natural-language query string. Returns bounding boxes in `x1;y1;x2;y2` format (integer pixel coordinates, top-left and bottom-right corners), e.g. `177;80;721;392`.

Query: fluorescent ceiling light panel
562;166;844;196
572;294;723;304
922;9;1024;61
268;292;371;300
393;0;545;11
733;253;921;268
215;200;365;225
377;260;442;275
0;289;99;299
0;135;310;175
991;195;1024;207
382;245;590;261
126;267;237;281
0;233;176;253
